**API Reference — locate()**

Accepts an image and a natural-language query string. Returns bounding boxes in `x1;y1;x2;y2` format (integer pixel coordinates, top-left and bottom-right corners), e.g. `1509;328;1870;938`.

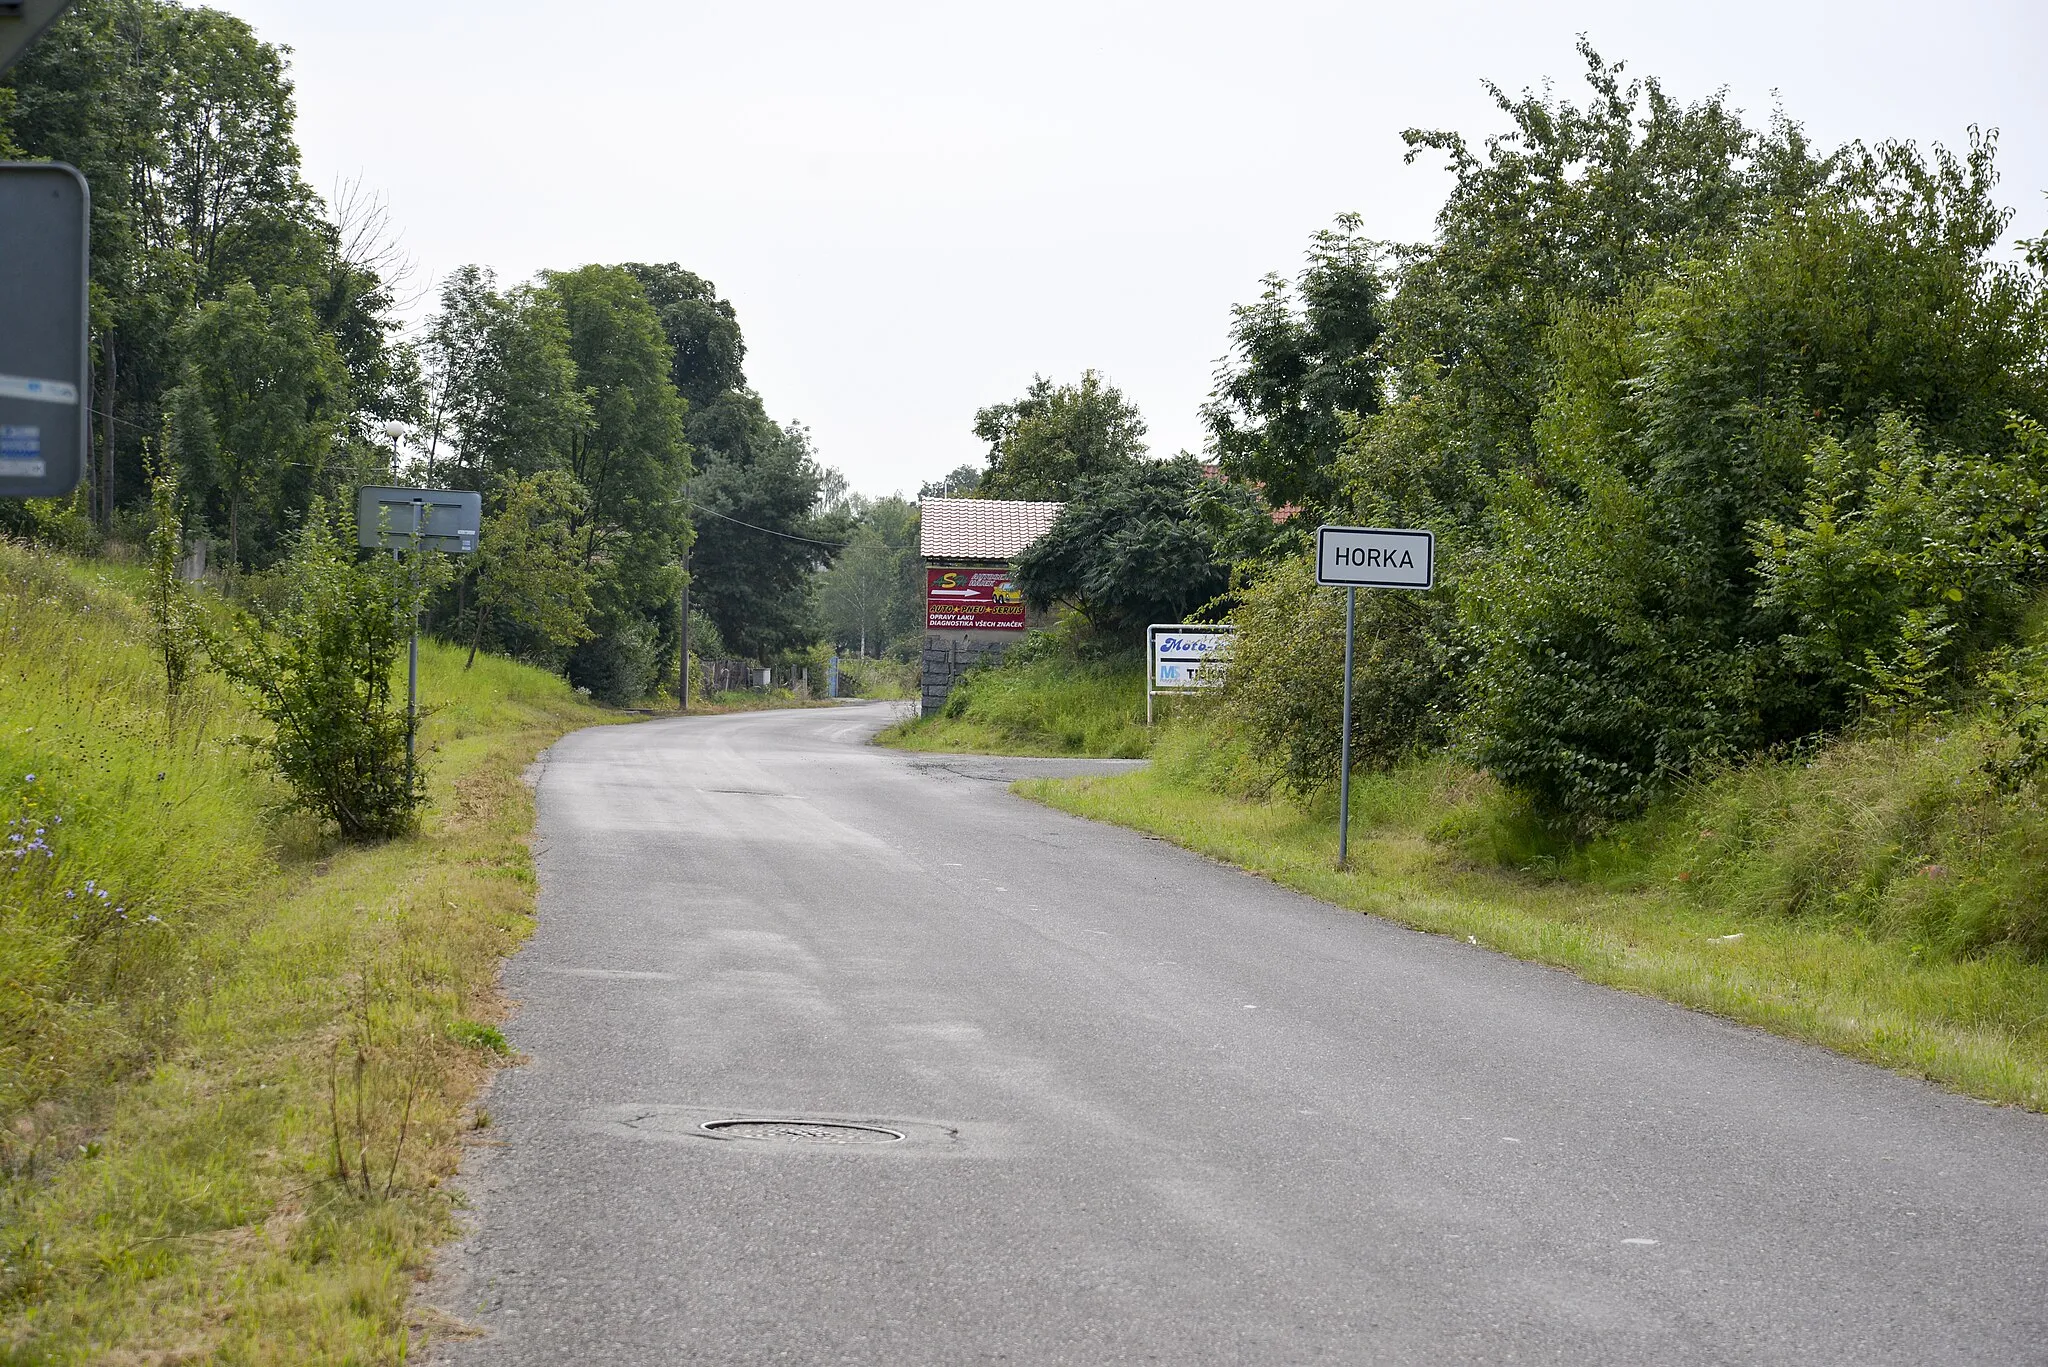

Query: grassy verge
1021;716;2048;1111
875;652;1150;757
0;543;612;1362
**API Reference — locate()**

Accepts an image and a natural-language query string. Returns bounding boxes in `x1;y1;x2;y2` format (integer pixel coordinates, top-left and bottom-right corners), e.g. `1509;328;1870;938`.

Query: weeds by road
0;543;611;1361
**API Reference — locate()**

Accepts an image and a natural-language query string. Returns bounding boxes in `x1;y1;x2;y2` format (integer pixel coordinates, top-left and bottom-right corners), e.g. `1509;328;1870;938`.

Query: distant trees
816;497;921;658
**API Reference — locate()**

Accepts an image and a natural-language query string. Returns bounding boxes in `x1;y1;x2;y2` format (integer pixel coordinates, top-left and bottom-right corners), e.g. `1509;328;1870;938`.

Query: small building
919;496;1063;715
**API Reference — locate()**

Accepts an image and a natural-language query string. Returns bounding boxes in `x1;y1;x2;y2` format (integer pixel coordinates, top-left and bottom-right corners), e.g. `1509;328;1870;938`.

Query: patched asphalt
430;701;2048;1364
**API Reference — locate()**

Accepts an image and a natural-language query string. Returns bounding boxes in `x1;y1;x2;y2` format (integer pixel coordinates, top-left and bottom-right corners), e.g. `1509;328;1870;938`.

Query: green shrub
1221;550;1457;794
567;618;661;706
1754;414;2048;713
213;501;438;840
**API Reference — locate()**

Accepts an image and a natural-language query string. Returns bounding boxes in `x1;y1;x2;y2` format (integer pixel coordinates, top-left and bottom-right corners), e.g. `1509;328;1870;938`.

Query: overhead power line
682;496;848;550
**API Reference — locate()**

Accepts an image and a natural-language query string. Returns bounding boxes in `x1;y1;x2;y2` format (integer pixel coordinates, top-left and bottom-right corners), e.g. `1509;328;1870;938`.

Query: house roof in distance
919;496;1064;561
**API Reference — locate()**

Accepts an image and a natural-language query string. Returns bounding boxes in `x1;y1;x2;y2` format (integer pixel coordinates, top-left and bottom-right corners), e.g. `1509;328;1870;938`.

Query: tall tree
623;262;746;406
973;371;1148;500
166;280;347;569
543;265;691;699
626;263;838;660
1203;215;1387;513
687;398;835;659
1;0;405;526
422;265;586;489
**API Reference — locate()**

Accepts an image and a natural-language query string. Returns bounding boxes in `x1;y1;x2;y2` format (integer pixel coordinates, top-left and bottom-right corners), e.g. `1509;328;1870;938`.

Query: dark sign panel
354;485;483;554
0;162;89;499
927;565;1026;631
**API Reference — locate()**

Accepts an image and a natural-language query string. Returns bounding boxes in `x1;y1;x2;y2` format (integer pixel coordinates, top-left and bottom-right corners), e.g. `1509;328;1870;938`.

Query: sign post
1;0;81;76
0;163;89;501
1315;525;1436;868
355;486;482;798
1146;623;1234;725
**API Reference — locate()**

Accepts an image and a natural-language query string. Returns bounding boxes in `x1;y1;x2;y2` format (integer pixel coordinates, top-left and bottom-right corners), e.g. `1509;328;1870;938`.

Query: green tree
686;400;836;660
1460;138;2048;821
213;499;437;839
1013;456;1273;638
622;264;838;662
422;265;587;489
467;470;594;668
816;496;921;657
1350;41;1831;532
2;0;404;522
1203;216;1387;513
543;264;690;701
974;371;1148;500
623;262;746;406
167;280;347;569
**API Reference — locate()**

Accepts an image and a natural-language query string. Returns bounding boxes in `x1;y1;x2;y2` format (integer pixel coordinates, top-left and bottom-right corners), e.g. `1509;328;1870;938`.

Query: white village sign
1316;525;1436;867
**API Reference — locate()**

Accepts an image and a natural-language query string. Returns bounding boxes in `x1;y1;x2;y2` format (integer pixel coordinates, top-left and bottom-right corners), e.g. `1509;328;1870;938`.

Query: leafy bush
1221;550;1457;794
1454;164;2047;824
214;501;437;840
1013;455;1278;638
1753;414;2048;713
567;618;661;706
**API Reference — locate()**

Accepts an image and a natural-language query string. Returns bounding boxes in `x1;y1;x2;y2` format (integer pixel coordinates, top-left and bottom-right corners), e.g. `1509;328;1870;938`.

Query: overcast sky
230;0;2047;500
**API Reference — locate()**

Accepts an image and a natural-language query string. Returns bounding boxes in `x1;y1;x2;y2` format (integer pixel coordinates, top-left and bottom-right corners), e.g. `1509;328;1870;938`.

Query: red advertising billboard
927;566;1026;630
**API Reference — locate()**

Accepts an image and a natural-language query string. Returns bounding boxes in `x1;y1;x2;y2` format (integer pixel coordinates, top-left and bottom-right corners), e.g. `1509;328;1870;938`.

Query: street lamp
377;420;407;477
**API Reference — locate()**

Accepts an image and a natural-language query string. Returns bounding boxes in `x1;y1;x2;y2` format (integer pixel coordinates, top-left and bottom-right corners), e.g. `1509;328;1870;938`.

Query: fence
700;660;812;697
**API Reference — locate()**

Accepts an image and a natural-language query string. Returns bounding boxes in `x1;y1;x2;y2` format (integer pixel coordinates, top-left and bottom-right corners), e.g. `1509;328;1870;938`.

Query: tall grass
877;653;1151;757
0;541;611;1361
0;544;267;1147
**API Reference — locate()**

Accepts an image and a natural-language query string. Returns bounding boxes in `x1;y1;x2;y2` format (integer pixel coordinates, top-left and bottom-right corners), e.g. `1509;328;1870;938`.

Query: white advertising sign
1316;525;1435;590
1148;623;1235;691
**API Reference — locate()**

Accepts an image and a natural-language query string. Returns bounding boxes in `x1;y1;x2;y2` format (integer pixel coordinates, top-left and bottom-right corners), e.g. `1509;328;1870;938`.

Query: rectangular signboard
927;565;1026;631
355;485;482;554
0;163;89;499
1316;525;1434;590
1148;623;1235;691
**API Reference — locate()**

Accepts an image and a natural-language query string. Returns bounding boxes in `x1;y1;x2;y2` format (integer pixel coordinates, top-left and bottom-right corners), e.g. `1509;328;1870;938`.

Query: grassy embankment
875;653;1150;757
0;542;612;1362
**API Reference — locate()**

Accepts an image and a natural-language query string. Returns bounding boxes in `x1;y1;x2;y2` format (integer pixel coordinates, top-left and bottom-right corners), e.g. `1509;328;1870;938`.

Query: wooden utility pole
678;545;690;711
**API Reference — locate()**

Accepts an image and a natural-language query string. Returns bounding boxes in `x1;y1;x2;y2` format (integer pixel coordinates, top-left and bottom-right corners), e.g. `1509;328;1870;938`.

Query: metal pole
1337;586;1356;869
406;498;421;798
688;545;696;717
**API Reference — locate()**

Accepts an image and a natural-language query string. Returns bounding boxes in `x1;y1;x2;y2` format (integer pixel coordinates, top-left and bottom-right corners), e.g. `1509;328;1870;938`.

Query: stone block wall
921;633;1016;716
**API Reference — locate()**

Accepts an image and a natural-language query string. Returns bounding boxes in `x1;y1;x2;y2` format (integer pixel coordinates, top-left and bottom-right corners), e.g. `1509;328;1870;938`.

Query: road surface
431;702;2048;1364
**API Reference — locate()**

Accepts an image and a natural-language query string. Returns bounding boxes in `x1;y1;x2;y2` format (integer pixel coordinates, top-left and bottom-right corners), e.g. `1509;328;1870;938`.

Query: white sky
230;0;2048;501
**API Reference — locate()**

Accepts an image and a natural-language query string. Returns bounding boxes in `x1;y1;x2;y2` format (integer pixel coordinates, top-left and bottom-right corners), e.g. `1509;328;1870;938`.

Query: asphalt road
431;702;2048;1365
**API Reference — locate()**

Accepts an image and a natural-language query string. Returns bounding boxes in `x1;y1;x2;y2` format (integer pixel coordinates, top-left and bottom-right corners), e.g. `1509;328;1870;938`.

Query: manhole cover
701;1119;905;1145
